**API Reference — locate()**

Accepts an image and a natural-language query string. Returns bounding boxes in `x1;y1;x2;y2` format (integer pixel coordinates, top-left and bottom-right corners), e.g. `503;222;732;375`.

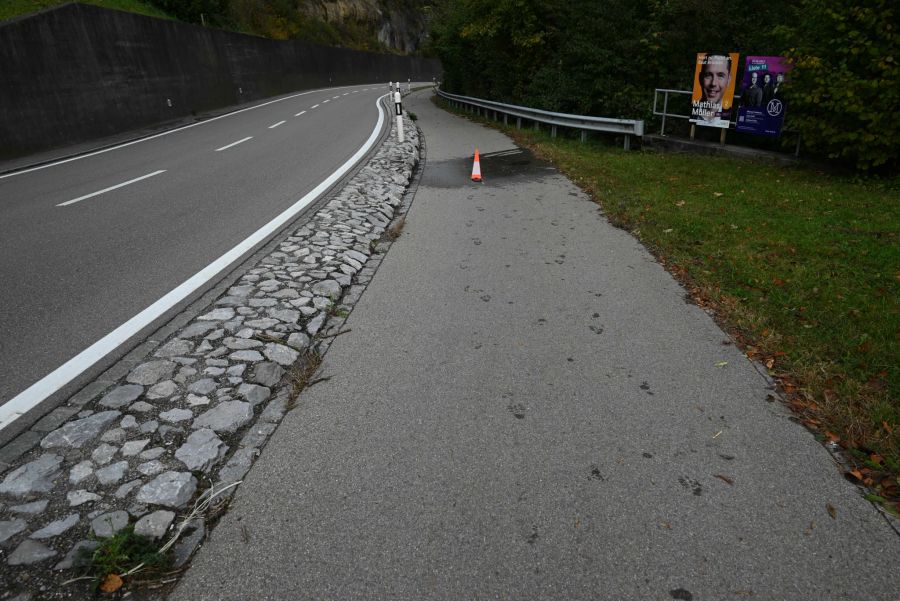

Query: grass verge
1;0;174;22
436;97;900;512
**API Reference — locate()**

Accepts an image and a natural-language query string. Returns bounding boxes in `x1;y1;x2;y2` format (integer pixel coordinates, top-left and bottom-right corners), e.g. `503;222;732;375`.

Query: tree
779;0;899;171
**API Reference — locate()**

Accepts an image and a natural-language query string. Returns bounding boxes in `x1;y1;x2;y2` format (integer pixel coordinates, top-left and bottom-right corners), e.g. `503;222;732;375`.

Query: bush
779;0;899;171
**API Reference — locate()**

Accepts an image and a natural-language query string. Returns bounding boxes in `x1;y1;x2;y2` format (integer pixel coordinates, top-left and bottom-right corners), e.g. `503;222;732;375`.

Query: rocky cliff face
299;0;429;53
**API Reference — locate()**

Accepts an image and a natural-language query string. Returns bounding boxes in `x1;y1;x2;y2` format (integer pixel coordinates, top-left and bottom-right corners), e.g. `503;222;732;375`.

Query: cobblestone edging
0;117;420;597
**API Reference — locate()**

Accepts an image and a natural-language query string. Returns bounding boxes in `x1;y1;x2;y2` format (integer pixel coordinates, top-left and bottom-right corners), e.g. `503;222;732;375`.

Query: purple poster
736;56;791;137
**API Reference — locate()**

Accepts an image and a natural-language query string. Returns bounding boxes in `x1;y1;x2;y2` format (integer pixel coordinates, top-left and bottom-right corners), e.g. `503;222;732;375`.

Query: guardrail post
534;121;540;132
580;131;586;143
504;114;508;126
623;134;631;151
661;91;669;136
551;125;557;138
517;117;522;129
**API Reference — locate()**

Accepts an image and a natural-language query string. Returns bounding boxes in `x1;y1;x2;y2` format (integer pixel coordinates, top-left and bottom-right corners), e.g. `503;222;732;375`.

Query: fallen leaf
713;192;724;197
826;503;836;519
675;200;686;207
765;358;775;369
803;520;815;536
100;574;123;593
714;474;734;485
849;469;863;481
883;421;894;434
734;590;754;597
715;361;728;368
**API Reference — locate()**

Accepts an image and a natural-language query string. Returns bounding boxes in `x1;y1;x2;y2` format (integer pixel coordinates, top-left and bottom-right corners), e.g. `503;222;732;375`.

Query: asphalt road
174;90;899;600
0;84;389;416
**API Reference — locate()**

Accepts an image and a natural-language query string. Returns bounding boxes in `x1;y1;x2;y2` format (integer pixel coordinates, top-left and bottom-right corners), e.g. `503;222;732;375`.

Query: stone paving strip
0;117;420;597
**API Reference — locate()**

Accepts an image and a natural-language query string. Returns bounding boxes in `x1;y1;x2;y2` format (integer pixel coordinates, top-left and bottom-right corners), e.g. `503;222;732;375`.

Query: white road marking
215;136;253;152
323;99;330;103
0;85;362;180
0;94;390;431
490;149;524;157
294;111;306;117
311;104;319;109
56;170;167;207
268;121;286;129
342;93;349;96
333;96;340;99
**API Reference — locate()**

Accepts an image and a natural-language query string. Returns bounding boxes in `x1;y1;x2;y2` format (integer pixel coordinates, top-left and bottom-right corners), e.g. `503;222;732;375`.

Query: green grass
438;98;900;478
1;0;173;23
85;526;168;587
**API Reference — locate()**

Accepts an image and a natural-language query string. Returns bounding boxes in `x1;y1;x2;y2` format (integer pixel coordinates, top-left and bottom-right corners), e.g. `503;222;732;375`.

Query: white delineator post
394;85;404;143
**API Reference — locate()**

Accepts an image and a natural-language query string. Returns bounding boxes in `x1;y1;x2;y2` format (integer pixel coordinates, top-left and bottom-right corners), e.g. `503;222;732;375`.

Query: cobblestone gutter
0;117;420;598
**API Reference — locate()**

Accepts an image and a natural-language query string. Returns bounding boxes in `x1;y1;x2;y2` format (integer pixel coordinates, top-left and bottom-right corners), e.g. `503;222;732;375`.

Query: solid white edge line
0;93;390;431
215;136;253;152
268;121;286;129
294;111;306;117
57;170;167;207
0;84;361;181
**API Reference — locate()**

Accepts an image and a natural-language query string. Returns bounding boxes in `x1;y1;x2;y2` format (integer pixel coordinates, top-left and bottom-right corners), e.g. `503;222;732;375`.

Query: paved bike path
172;90;899;600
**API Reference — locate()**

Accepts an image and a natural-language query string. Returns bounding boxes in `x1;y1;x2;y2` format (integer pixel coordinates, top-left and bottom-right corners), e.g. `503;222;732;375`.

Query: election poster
690;53;740;129
736;55;791;136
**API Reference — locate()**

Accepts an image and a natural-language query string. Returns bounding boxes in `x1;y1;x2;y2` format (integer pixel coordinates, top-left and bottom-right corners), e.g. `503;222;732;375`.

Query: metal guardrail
437;89;644;150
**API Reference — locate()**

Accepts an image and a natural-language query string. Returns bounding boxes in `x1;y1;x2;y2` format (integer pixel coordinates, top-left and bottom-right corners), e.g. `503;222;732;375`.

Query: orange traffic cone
471;148;482;182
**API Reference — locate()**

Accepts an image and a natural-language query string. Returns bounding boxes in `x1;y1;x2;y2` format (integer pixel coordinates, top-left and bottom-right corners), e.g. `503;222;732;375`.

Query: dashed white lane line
57;170;167;207
311;104;320;109
323;99;330;103
0;85;360;181
342;93;349;96
215;136;253;152
294;110;306;117
333;96;340;99
268;121;286;129
0;93;390;432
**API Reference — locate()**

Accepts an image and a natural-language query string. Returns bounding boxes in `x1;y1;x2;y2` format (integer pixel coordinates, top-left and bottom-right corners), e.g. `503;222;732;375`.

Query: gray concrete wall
0;3;441;160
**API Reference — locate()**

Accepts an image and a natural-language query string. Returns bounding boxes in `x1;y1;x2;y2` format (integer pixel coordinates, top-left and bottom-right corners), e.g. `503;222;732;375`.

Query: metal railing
652;88;801;155
652;88;694;137
437;89;644;150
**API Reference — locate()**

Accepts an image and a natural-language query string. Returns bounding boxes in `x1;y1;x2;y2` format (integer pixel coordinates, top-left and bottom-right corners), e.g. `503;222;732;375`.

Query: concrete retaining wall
0;3;441;160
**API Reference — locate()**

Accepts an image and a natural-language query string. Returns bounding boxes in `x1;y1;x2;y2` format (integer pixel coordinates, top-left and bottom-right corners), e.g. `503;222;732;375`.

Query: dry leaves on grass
100;573;123;593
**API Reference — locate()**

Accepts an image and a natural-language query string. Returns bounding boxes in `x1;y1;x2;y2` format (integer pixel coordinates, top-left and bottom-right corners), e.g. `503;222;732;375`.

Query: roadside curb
0;111;419;598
